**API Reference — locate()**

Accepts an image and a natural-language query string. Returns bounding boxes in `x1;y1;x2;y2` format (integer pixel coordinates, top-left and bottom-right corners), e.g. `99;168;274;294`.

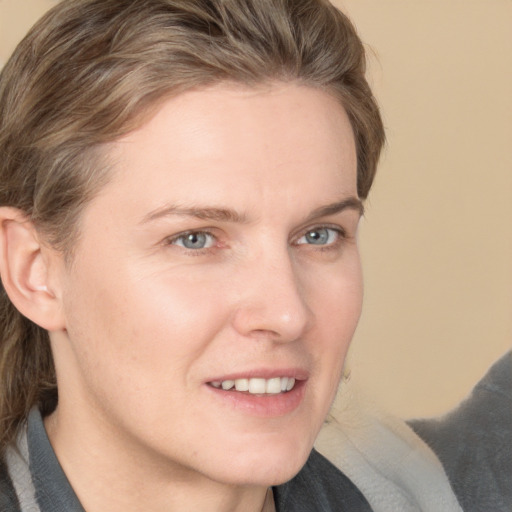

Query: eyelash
164;225;347;255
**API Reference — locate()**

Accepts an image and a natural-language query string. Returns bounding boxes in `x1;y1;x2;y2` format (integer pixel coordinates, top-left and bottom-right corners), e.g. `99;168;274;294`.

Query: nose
231;249;313;342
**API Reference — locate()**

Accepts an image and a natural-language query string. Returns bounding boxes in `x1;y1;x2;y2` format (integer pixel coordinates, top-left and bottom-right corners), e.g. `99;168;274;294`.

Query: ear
0;207;66;331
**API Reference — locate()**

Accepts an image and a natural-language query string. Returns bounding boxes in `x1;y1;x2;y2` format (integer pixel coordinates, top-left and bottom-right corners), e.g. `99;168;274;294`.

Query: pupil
306;229;328;244
185;233;205;249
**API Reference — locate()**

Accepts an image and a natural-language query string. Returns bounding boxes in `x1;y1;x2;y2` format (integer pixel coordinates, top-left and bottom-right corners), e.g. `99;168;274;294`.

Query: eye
296;227;341;246
171;231;216;250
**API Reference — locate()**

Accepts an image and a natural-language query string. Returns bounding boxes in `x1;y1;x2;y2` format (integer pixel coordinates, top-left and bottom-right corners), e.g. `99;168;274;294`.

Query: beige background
1;0;510;418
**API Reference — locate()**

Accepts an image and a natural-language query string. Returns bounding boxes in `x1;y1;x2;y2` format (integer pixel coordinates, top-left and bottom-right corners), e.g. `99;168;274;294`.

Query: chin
212;459;308;488
205;432;314;487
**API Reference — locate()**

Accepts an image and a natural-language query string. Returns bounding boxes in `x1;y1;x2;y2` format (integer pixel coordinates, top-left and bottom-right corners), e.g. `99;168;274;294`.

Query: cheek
67;268;227;374
308;257;363;386
58;264;233;441
310;254;364;335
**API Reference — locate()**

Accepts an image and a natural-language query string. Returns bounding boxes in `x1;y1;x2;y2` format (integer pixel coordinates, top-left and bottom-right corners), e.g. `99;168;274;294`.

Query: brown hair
0;0;385;451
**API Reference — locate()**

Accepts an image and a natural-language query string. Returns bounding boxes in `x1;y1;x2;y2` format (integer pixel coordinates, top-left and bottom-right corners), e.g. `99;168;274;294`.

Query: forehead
97;83;357;220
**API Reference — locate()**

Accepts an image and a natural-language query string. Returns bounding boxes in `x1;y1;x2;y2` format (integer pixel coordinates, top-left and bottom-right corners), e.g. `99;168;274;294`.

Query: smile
209;377;296;394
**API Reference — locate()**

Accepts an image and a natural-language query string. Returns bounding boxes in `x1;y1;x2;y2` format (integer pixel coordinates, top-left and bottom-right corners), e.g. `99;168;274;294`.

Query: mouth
209;376;296;395
205;370;308;417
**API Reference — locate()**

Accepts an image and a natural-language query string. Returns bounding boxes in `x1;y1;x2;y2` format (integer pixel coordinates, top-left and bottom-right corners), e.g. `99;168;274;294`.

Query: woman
0;1;461;511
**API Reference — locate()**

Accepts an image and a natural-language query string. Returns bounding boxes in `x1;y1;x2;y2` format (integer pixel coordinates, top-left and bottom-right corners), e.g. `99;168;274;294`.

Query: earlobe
0;207;66;331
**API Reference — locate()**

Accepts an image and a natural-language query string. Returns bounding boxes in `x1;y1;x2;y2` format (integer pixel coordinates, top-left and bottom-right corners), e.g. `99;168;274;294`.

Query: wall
1;0;510;418
336;0;511;417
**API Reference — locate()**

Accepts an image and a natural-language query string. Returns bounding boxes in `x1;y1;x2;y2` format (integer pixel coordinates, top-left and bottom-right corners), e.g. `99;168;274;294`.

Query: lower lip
205;380;307;418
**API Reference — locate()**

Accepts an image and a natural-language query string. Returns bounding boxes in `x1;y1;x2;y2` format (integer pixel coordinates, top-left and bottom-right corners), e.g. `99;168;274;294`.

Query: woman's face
49;83;363;487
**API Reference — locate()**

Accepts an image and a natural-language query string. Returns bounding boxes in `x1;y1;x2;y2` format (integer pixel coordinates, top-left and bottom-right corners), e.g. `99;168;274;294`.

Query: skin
40;82;363;511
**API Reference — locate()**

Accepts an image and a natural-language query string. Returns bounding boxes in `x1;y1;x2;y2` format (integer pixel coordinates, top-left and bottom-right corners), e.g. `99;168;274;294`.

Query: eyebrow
305;197;364;221
141;204;249;224
141;196;363;225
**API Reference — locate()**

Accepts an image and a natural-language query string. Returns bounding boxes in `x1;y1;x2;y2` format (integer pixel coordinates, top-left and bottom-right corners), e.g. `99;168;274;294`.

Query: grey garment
0;457;20;511
274;450;373;511
1;408;84;512
2;408;372;512
409;351;512;512
4;425;39;511
26;409;85;512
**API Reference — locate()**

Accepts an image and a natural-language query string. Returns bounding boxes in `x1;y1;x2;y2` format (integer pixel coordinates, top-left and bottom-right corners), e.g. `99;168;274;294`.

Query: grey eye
297;227;338;246
174;232;214;250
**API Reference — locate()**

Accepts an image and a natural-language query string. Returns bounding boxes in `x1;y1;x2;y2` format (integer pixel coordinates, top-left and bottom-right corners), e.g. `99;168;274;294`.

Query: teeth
212;377;297;394
234;378;249;391
221;380;235;390
266;377;282;394
249;378;266;394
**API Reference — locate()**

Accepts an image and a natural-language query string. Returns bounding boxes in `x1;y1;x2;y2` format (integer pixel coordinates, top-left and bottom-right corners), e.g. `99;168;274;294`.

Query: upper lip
206;367;310;383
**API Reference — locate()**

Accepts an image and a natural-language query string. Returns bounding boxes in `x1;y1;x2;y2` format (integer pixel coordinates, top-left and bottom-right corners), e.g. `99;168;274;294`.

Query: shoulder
410;351;512;512
273;449;373;512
